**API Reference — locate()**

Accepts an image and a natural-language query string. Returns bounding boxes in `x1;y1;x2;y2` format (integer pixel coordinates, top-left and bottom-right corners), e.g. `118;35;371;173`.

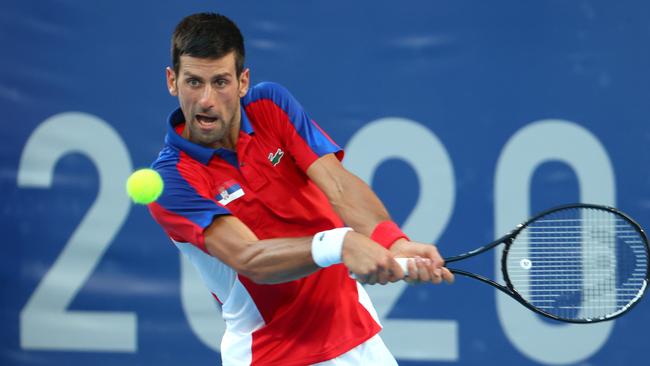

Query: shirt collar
164;106;255;165
240;105;255;134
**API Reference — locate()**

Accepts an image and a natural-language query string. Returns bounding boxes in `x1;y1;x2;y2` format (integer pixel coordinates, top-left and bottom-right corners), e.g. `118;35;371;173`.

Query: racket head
502;204;649;323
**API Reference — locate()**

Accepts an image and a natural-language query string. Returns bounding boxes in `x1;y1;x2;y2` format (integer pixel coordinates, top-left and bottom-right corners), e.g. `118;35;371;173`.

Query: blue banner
2;1;649;365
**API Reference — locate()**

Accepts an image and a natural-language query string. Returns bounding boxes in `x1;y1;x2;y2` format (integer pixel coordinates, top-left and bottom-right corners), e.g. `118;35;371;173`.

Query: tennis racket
396;203;649;323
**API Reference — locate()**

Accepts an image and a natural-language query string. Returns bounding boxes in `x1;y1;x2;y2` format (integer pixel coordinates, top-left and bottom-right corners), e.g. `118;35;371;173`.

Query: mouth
195;114;219;130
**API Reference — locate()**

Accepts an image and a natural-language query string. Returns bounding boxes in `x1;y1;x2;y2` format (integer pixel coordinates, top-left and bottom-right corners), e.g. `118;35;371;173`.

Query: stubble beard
189;118;228;148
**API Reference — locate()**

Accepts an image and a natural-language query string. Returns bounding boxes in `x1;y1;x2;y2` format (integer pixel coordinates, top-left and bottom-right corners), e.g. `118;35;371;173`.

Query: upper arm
148;161;231;252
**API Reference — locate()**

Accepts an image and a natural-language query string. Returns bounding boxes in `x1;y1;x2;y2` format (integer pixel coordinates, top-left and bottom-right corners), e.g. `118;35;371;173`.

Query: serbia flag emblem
216;181;245;205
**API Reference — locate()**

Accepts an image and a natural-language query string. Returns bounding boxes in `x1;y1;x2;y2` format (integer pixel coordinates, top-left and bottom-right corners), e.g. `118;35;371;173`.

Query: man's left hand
389;239;455;285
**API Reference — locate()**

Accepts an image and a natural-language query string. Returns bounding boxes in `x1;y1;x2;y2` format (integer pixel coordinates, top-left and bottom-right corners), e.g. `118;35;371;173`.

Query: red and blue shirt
149;82;381;365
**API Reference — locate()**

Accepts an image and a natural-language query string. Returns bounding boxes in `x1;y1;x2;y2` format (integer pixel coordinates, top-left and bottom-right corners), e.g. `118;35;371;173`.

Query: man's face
166;52;249;149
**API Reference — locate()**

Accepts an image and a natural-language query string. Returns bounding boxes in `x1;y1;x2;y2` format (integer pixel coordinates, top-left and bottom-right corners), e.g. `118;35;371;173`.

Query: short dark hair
171;13;245;76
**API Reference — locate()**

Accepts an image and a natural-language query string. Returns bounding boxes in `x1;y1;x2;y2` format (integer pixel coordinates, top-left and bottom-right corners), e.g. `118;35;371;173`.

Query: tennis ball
126;168;164;204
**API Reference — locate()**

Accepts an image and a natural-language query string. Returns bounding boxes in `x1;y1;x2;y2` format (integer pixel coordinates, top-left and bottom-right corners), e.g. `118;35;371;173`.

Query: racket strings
506;207;648;321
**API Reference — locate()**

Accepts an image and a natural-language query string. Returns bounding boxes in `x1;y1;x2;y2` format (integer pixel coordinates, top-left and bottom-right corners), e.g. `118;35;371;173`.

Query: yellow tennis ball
126;168;164;204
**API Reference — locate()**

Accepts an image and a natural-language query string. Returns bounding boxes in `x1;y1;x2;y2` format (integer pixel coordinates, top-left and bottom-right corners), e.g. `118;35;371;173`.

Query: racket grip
350;258;410;280
395;258;409;276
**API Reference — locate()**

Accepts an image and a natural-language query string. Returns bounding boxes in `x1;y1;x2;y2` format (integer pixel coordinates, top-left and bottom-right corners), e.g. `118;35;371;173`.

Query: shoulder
242;81;297;108
151;146;206;189
151;145;179;169
243;82;307;130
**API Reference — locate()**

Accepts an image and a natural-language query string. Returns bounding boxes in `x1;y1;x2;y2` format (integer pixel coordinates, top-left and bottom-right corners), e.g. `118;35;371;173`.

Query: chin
202;134;226;147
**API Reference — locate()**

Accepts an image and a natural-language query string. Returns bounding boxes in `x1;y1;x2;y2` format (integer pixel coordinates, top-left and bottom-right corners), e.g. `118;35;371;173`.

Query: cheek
176;94;196;120
219;91;239;111
177;91;196;108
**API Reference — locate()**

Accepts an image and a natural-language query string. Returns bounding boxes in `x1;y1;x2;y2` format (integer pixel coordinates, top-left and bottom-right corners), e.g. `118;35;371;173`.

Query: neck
223;108;241;150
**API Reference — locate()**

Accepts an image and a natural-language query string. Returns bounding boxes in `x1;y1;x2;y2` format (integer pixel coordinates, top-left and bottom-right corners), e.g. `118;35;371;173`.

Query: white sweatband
311;227;353;268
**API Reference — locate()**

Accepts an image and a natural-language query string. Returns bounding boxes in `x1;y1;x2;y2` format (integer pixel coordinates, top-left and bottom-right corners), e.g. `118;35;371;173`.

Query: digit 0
494;119;615;364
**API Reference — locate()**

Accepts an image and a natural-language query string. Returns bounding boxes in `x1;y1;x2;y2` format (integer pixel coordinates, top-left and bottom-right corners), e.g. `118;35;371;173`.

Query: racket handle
395;257;409;276
349;257;411;280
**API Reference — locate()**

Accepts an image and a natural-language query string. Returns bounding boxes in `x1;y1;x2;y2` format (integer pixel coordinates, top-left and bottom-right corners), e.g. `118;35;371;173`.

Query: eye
186;78;201;88
215;78;228;87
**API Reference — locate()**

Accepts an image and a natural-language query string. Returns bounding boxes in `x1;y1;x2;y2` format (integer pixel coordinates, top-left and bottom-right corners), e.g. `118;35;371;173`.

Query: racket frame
444;203;650;323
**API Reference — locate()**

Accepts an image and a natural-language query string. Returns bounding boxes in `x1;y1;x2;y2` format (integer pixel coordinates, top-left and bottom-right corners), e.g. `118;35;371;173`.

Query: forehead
178;52;237;76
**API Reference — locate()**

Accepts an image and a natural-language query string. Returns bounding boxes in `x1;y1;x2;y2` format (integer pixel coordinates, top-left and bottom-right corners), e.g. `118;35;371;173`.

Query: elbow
233;258;265;284
231;246;277;284
239;267;273;284
249;273;283;285
240;269;285;285
236;261;288;285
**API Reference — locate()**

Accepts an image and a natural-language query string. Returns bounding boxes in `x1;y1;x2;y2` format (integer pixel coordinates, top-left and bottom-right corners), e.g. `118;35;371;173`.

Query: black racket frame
443;203;650;323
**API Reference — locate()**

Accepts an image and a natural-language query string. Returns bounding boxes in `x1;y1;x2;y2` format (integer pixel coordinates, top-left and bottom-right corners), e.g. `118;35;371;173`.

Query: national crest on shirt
216;180;245;205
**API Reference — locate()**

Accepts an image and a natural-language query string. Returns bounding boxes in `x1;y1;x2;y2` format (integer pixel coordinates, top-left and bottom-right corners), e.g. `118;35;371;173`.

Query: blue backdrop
2;1;649;365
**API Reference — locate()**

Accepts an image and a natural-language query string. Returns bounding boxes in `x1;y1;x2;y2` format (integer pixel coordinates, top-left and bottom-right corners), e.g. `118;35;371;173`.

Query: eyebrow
182;71;232;81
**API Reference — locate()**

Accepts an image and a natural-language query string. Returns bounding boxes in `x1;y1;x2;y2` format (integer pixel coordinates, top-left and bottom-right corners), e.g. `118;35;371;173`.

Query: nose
198;84;215;111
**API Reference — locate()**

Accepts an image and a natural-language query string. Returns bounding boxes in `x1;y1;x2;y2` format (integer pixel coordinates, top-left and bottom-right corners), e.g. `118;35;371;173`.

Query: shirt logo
216;181;245;206
268;148;284;166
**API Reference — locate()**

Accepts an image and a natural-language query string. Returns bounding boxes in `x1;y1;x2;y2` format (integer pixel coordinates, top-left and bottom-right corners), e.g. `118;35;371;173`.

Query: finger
418;246;443;277
442;267;455;284
429;253;444;278
429;262;443;285
354;273;369;284
415;258;432;283
387;258;405;282
431;272;442;285
405;258;419;284
366;271;378;285
421;258;444;284
432;260;443;278
377;266;390;285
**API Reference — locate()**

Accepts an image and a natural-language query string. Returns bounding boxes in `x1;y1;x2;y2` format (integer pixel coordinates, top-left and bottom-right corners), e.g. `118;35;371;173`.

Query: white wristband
311;227;353;268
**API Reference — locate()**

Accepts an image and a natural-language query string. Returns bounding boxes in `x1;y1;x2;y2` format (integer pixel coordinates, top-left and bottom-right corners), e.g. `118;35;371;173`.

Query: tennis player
148;12;453;366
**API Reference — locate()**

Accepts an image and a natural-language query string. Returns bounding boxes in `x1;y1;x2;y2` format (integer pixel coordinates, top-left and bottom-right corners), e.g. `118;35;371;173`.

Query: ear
238;68;250;98
166;67;178;96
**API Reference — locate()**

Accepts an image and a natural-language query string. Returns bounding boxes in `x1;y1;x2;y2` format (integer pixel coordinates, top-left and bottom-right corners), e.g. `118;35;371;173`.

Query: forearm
217;236;320;284
306;155;408;249
327;173;391;235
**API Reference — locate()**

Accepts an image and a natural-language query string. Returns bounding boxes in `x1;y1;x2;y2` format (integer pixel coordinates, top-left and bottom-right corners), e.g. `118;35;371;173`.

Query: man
149;12;454;365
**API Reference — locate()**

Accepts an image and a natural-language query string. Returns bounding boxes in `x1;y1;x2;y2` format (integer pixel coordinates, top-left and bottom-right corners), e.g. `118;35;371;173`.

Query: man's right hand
341;231;405;285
